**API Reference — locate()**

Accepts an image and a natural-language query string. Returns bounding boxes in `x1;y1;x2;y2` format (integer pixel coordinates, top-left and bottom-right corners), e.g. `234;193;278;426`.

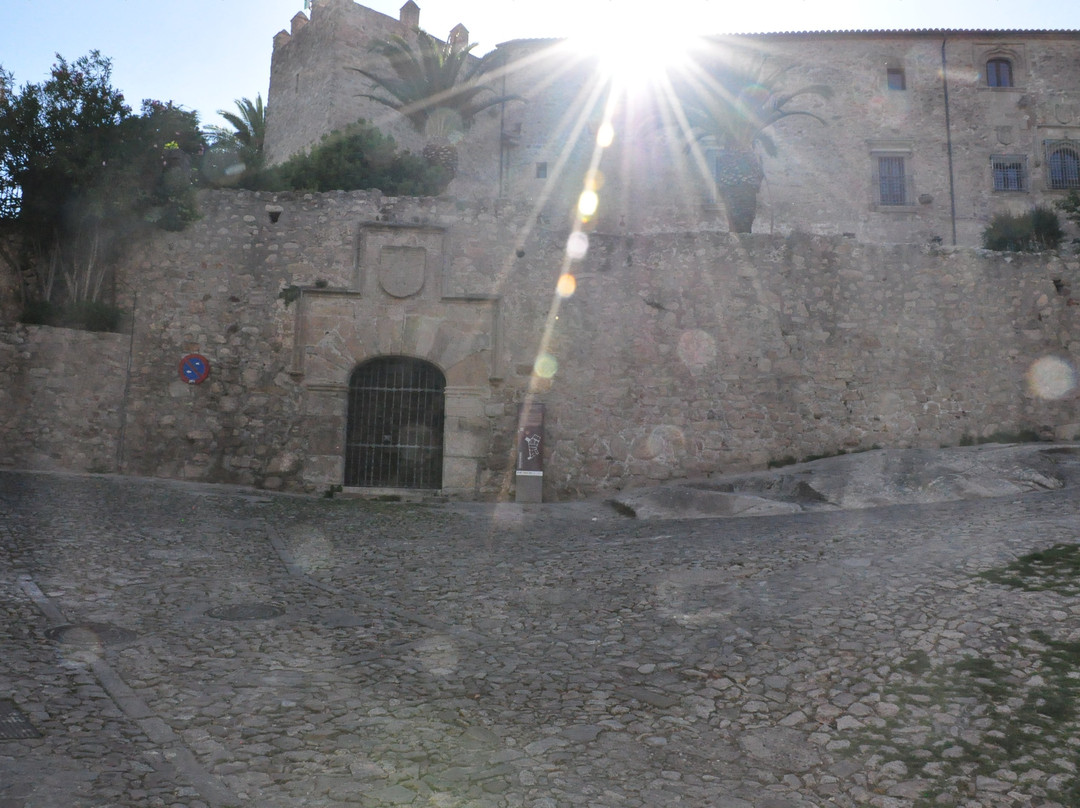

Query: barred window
1046;142;1080;190
986;58;1013;88
991;155;1027;192
876;155;908;206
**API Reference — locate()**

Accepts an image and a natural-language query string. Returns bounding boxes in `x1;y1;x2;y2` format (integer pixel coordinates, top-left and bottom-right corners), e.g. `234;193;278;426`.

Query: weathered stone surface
2;190;1079;501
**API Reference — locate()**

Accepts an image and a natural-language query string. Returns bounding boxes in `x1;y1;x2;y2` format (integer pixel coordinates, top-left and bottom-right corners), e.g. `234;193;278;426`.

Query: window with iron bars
874;155;912;206
1046;141;1080;190
991;154;1028;192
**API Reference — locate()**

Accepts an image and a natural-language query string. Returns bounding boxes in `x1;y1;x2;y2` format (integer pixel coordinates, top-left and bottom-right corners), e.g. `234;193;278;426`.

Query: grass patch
848;632;1080;804
979;543;1080;594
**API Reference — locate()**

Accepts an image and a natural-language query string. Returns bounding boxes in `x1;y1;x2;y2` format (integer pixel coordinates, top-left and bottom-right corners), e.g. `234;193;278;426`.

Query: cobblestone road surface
1;469;1078;808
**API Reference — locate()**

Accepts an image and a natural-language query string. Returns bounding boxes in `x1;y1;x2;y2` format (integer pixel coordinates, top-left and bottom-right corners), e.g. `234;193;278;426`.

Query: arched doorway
345;357;445;489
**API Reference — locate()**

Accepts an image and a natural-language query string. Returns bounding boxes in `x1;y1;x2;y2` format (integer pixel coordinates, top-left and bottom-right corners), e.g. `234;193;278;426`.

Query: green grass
849;628;1080;804
979;543;1080;594
853;549;1080;803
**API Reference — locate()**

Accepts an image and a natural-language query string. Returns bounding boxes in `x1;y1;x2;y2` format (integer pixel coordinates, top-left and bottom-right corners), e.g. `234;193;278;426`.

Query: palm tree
348;32;519;178
205;95;266;173
678;54;832;233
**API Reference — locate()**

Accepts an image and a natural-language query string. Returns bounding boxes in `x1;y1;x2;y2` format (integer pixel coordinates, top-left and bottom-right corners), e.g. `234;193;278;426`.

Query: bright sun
566;9;698;86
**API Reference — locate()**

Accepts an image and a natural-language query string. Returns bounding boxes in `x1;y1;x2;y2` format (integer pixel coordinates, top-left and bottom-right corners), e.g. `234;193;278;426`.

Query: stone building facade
1;189;1078;498
265;0;1080;247
3;4;1080;499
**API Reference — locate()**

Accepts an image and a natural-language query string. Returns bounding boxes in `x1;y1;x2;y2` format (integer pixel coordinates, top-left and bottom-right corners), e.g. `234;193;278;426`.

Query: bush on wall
235;123;450;197
981;206;1064;252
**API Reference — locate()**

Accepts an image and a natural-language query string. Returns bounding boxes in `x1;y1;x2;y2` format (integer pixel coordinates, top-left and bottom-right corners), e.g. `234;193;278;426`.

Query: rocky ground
1;444;1079;807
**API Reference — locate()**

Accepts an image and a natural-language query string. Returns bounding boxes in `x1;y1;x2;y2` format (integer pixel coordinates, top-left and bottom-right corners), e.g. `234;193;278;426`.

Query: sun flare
566;9;699;86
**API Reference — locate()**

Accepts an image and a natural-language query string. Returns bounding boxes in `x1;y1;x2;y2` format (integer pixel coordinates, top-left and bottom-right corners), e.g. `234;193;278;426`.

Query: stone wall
0;324;129;472
1;189;1078;499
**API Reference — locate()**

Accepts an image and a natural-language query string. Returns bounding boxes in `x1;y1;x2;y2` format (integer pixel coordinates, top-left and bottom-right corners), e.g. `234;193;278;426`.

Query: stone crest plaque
378;246;426;298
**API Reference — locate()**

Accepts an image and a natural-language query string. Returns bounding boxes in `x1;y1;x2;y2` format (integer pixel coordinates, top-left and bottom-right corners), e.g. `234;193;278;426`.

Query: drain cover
0;700;41;739
206;603;285;621
45;623;138;647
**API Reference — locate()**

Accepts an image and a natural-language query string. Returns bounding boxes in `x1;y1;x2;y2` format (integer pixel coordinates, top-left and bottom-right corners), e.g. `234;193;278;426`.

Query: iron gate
345;357;445;489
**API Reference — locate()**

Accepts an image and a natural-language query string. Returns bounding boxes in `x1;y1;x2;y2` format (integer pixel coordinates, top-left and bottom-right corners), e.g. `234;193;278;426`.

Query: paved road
1;469;1078;808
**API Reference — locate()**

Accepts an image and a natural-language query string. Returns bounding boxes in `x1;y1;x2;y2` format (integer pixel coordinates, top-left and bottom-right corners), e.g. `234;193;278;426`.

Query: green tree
203;94;266;182
0;53;203;327
676;52;832;233
348;32;519;178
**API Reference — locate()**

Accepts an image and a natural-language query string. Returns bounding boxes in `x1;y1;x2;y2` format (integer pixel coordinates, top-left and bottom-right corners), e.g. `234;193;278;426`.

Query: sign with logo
516;402;544;476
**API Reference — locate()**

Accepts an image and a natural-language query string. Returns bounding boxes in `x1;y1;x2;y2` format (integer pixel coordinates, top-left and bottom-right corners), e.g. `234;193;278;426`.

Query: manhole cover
0;700;40;740
45;623;138;647
206;603;285;621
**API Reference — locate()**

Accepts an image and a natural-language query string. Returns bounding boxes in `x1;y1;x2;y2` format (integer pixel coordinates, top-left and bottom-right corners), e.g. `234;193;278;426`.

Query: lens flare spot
291;527;334;573
578;189;599;218
534;353;558;379
566;231;589;260
1027;356;1076;400
596;121;615;147
642;424;686;460
677;329;717;374
556;273;577;297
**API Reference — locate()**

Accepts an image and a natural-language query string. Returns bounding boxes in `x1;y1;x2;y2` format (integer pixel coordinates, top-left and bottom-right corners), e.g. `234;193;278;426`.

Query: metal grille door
345;357;445;489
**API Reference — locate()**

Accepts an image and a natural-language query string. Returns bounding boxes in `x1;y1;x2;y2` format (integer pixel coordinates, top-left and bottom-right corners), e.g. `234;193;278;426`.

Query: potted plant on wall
348;31;521;180
676;51;832;233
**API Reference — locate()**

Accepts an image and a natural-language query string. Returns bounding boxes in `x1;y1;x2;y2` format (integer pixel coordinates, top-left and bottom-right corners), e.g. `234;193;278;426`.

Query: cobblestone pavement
1;469;1079;808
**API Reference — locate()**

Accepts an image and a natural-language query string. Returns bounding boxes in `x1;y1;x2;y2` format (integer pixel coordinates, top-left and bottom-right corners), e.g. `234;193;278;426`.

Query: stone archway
344;356;446;489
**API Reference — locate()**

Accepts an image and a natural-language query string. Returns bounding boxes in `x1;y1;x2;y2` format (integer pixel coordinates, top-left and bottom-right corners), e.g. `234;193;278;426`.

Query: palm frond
348;31;521;134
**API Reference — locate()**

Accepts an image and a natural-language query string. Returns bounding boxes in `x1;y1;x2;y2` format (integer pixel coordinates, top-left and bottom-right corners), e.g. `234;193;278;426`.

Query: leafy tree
348;32;520;177
203;94;266;182
0;53;203;326
675;52;832;233
259;123;448;196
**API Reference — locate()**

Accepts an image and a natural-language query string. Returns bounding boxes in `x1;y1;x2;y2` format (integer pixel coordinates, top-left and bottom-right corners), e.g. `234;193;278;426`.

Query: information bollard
515;402;544;503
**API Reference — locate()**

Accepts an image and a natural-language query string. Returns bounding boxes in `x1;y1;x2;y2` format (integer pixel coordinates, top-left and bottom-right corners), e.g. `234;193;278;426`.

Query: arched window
345;356;445;489
986;58;1013;88
1047;142;1080;190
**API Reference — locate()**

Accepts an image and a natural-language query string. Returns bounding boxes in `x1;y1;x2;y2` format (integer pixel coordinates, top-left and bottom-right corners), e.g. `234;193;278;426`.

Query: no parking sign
179;354;210;385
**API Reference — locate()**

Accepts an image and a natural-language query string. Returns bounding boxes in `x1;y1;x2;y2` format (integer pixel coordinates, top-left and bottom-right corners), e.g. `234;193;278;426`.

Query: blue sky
2;0;1079;130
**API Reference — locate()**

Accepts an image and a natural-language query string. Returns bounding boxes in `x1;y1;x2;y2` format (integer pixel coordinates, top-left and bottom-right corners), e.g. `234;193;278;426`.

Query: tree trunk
422;141;458;180
714;150;764;234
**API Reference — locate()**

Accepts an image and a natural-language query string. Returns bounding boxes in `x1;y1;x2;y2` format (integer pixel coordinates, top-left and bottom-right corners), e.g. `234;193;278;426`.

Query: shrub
1057;189;1080;229
238;123;449;197
982;206;1064;252
19;300;125;332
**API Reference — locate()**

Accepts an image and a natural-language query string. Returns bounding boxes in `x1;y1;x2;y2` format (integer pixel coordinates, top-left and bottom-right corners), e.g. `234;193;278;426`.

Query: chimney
400;1;420;29
449;23;469;53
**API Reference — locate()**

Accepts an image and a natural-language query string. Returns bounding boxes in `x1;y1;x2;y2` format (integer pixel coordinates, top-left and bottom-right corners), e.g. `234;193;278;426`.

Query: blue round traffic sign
179;354;210;384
